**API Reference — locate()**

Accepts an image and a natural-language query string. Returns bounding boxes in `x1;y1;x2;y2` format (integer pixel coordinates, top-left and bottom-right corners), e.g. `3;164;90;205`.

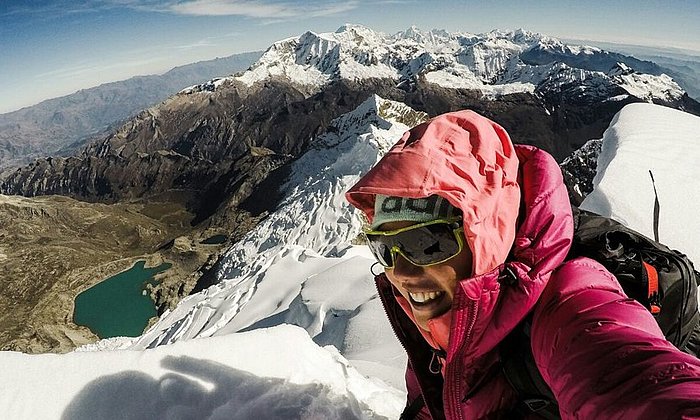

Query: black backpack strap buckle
498;265;518;286
523;397;552;412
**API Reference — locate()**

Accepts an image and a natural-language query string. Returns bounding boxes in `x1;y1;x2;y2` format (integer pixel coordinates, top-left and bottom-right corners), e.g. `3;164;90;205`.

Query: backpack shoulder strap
400;395;425;420
501;316;561;419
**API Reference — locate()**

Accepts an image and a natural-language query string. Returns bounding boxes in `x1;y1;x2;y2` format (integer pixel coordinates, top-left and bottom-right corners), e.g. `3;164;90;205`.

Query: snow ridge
581;103;700;264
184;24;685;103
119;97;426;362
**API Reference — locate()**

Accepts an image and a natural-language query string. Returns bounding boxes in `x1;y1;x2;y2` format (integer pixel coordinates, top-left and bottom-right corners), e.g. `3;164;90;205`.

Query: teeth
409;291;443;303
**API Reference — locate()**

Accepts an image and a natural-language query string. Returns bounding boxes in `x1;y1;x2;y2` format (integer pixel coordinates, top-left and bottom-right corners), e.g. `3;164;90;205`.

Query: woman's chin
413;300;451;330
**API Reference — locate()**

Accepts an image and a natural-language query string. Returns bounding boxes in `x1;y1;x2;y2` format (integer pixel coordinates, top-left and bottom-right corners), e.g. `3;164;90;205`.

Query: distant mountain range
0;51;261;170
564;39;700;102
3;25;698;208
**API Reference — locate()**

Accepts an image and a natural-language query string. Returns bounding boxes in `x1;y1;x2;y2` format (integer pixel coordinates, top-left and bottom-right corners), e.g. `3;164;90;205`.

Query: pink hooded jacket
346;110;700;419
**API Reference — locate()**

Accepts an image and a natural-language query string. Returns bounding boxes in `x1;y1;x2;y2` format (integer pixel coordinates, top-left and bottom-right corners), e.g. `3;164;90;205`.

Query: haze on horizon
1;0;699;114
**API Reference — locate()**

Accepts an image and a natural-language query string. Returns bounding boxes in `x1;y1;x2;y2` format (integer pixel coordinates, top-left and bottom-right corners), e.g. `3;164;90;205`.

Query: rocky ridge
0;52;261;170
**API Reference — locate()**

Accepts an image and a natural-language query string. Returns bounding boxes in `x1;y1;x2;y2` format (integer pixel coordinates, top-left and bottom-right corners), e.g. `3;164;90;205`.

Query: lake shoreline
73;259;173;339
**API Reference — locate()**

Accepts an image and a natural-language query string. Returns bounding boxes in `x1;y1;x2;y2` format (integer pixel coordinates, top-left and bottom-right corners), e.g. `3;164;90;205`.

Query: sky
0;100;698;418
1;0;699;114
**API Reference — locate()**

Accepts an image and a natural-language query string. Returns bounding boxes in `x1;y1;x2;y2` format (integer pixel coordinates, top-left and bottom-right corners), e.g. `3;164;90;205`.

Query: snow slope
581;103;700;264
0;102;698;419
3;325;403;419
101;95;428;389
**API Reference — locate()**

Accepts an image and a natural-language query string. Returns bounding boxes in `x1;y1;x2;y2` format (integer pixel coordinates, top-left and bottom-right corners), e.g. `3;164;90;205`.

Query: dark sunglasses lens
397;224;460;265
366;222;461;267
365;235;394;267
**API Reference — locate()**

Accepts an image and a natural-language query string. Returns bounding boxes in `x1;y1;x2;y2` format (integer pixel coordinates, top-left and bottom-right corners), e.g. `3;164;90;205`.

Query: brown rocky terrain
0;193;259;353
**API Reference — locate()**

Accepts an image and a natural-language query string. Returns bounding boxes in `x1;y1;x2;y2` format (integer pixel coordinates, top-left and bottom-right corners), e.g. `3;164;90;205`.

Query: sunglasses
363;218;465;269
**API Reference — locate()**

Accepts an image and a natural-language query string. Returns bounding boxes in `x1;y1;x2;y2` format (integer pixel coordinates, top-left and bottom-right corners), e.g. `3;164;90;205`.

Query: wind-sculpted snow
185;24;685;104
2;325;404;419
114;96;424;388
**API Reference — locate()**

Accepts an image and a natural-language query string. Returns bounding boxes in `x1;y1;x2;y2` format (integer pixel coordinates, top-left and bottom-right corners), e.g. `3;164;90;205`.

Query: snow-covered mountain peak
395;24;426;42
608;62;635;76
483;28;544;45
334;23;384;41
611;68;683;102
531;36;602;56
316;94;428;151
236;24;399;88
393;25;456;45
188;24;687;105
235;24;533;89
511;28;547;43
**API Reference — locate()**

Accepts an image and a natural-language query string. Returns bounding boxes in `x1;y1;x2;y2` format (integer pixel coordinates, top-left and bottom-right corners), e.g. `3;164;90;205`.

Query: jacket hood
346;110;520;275
347;109;574;352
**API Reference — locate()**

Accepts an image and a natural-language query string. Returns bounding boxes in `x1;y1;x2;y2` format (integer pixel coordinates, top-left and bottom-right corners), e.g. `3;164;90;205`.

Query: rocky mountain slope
0;51;261;170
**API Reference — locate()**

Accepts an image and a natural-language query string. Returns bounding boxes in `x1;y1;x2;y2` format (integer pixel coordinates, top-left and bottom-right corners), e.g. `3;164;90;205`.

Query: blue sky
1;0;699;113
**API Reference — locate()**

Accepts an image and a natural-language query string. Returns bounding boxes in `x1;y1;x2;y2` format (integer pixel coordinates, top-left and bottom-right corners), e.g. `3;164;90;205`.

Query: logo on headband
380;195;447;215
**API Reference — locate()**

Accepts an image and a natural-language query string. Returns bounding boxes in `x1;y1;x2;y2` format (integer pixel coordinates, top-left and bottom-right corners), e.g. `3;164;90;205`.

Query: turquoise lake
73;260;171;338
200;234;228;245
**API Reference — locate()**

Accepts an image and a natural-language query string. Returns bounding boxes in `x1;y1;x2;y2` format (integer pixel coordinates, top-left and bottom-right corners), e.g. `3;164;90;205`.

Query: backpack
501;206;700;419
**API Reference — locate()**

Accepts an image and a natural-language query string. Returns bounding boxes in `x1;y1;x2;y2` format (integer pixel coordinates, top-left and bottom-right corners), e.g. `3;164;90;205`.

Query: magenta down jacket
346;110;700;419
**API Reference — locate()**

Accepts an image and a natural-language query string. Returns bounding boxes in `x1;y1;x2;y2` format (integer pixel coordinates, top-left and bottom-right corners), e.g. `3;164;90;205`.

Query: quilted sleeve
531;257;700;419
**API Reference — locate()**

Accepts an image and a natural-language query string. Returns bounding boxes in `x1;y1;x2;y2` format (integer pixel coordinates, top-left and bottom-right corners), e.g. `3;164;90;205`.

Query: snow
2;325;403;419
535;37;603;56
236;36;331;88
604;94;631;102
180;24;685;103
581;103;700;264
614;72;684;102
0;99;698;419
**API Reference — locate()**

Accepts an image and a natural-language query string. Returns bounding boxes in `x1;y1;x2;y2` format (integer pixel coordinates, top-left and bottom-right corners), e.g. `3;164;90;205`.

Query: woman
345;110;700;419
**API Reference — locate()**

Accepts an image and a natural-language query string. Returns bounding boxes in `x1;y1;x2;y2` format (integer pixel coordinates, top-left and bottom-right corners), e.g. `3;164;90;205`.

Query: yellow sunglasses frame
363;217;465;269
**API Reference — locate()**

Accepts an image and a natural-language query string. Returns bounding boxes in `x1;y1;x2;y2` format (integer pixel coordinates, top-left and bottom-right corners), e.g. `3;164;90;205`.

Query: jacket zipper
430;348;447;374
445;298;478;420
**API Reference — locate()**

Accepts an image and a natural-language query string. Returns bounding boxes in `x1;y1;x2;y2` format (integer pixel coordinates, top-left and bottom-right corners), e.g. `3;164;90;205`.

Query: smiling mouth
409;291;444;304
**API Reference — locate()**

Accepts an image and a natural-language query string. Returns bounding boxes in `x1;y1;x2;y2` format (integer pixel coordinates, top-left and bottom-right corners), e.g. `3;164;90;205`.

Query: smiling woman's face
381;220;472;331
